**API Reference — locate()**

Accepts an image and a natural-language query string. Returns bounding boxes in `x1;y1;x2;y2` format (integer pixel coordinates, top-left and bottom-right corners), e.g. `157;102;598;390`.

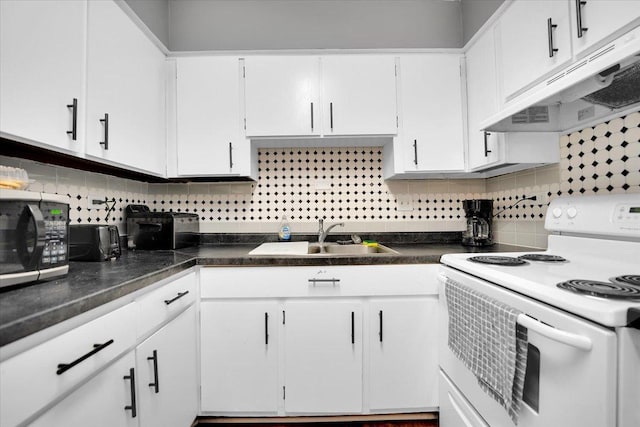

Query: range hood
482;25;640;133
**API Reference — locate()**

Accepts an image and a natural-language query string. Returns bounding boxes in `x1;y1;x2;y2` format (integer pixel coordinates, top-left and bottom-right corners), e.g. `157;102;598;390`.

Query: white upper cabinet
243;55;398;138
0;0;85;154
321;55;398;136
466;30;503;171
244;56;321;137
396;54;465;173
570;0;640;56
497;0;573;100
85;0;166;176
175;56;254;178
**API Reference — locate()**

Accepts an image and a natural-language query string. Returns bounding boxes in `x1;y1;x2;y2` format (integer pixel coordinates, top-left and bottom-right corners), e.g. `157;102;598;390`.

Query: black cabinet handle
547;18;559;57
164;290;189;305
56;339;114;375
330;102;334;132
351;311;355;344
228;142;233;169
379;310;383;342
413;139;418;166
576;0;588;38
99;113;109;150
483;132;492;157
147;350;159;394
265;312;269;345
66;98;77;140
310;102;314;131
124;367;137;418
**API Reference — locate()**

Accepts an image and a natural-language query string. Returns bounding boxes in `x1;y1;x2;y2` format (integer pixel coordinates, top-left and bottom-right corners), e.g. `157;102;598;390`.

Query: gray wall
168;0;463;51
124;0;170;47
461;0;504;45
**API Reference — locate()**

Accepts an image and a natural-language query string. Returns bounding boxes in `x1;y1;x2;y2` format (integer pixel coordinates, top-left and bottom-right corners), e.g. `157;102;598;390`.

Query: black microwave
0;190;70;289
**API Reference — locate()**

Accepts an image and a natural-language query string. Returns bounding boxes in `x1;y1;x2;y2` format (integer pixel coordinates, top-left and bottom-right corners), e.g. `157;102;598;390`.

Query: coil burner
518;254;567;262
610;275;640;288
468;256;528;266
557;279;640;299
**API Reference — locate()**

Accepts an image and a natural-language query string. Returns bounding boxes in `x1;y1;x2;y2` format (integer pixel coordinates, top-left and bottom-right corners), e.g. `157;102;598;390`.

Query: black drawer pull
56;339;114;375
265;312;269;345
483;132;492;157
351;311;355;344
99;113;109;150
147;350;160;393
66;98;77;140
124;367;137;418
576;0;588;38
308;278;340;286
164;290;189;305
547;18;559;58
379;310;383;342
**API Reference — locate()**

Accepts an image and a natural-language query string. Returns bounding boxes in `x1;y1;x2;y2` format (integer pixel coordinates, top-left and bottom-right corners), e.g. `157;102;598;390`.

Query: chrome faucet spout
318;219;345;251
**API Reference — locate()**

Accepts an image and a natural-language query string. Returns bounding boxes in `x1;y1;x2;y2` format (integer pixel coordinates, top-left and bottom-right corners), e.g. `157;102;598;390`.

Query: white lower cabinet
369;298;439;412
200;301;280;414
283;300;363;414
29;352;138;427
136;306;198;427
199;264;439;417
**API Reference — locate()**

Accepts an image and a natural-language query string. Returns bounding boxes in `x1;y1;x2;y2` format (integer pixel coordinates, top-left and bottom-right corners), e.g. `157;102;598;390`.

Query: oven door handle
518;314;592;351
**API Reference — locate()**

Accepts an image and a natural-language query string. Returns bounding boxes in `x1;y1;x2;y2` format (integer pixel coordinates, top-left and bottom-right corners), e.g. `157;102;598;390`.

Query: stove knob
567;207;578;218
552;207;563;218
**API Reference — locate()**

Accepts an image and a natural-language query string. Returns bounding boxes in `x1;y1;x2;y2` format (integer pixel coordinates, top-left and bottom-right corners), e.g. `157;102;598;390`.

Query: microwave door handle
16;204;46;269
517;314;592;351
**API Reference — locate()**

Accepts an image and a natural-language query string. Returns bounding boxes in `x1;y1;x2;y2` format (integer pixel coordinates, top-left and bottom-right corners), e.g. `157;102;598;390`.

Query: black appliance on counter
125;205;199;250
1;190;70;288
69;225;121;261
461;199;494;247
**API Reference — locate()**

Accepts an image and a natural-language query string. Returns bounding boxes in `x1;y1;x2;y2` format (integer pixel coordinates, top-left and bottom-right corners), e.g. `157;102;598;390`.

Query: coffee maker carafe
462;199;494;246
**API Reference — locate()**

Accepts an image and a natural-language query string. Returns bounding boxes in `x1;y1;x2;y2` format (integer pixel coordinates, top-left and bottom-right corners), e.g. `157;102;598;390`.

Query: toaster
69;225;121;261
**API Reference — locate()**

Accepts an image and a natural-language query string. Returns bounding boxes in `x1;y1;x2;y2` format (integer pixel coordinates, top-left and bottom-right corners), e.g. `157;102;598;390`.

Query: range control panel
545;194;640;237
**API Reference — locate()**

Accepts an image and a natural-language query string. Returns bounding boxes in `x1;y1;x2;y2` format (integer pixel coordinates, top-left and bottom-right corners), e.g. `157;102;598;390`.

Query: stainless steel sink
307;243;398;255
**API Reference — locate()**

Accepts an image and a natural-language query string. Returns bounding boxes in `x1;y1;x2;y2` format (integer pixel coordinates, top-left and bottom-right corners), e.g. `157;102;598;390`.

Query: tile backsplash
2;111;638;248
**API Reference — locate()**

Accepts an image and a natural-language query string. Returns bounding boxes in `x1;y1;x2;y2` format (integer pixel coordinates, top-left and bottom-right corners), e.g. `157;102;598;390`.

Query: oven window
523;343;540;413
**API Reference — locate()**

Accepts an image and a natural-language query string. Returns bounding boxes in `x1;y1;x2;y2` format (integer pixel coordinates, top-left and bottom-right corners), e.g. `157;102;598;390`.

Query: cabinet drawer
135;272;196;338
200;265;438;299
0;303;136;427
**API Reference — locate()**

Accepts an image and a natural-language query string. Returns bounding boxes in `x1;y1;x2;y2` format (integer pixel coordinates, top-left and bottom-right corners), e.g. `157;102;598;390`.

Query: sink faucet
318;218;345;251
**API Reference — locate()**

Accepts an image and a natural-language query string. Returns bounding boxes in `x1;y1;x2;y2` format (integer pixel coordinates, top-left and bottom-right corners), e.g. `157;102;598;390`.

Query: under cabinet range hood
483;25;640;133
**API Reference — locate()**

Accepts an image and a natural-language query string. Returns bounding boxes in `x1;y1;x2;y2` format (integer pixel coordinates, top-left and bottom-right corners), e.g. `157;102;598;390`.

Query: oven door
438;266;617;427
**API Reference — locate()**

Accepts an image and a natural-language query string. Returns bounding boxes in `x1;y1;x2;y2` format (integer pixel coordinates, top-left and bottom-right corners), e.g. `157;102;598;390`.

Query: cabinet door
0;0;85;153
30;352;138;427
176;56;250;176
284;300;362;414
369;298;438;412
571;0;640;56
136;306;197;427
465;29;503;171
321;56;397;136
244;56;320;137
201;301;279;413
498;0;572;99
398;55;465;172
86;0;166;176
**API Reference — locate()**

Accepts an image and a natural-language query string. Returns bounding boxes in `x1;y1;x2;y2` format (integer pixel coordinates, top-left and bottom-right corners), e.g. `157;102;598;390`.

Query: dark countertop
0;240;533;348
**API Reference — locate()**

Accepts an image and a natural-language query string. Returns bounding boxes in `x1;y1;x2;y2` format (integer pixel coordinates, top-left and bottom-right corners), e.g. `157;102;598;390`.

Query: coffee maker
462;199;494;246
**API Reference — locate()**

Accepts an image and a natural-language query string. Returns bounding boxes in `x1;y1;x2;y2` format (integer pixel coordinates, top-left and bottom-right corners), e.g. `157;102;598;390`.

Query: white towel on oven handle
445;278;529;425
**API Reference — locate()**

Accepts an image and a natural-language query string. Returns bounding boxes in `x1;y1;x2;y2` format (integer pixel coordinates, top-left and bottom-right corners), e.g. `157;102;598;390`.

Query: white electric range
438;194;640;427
